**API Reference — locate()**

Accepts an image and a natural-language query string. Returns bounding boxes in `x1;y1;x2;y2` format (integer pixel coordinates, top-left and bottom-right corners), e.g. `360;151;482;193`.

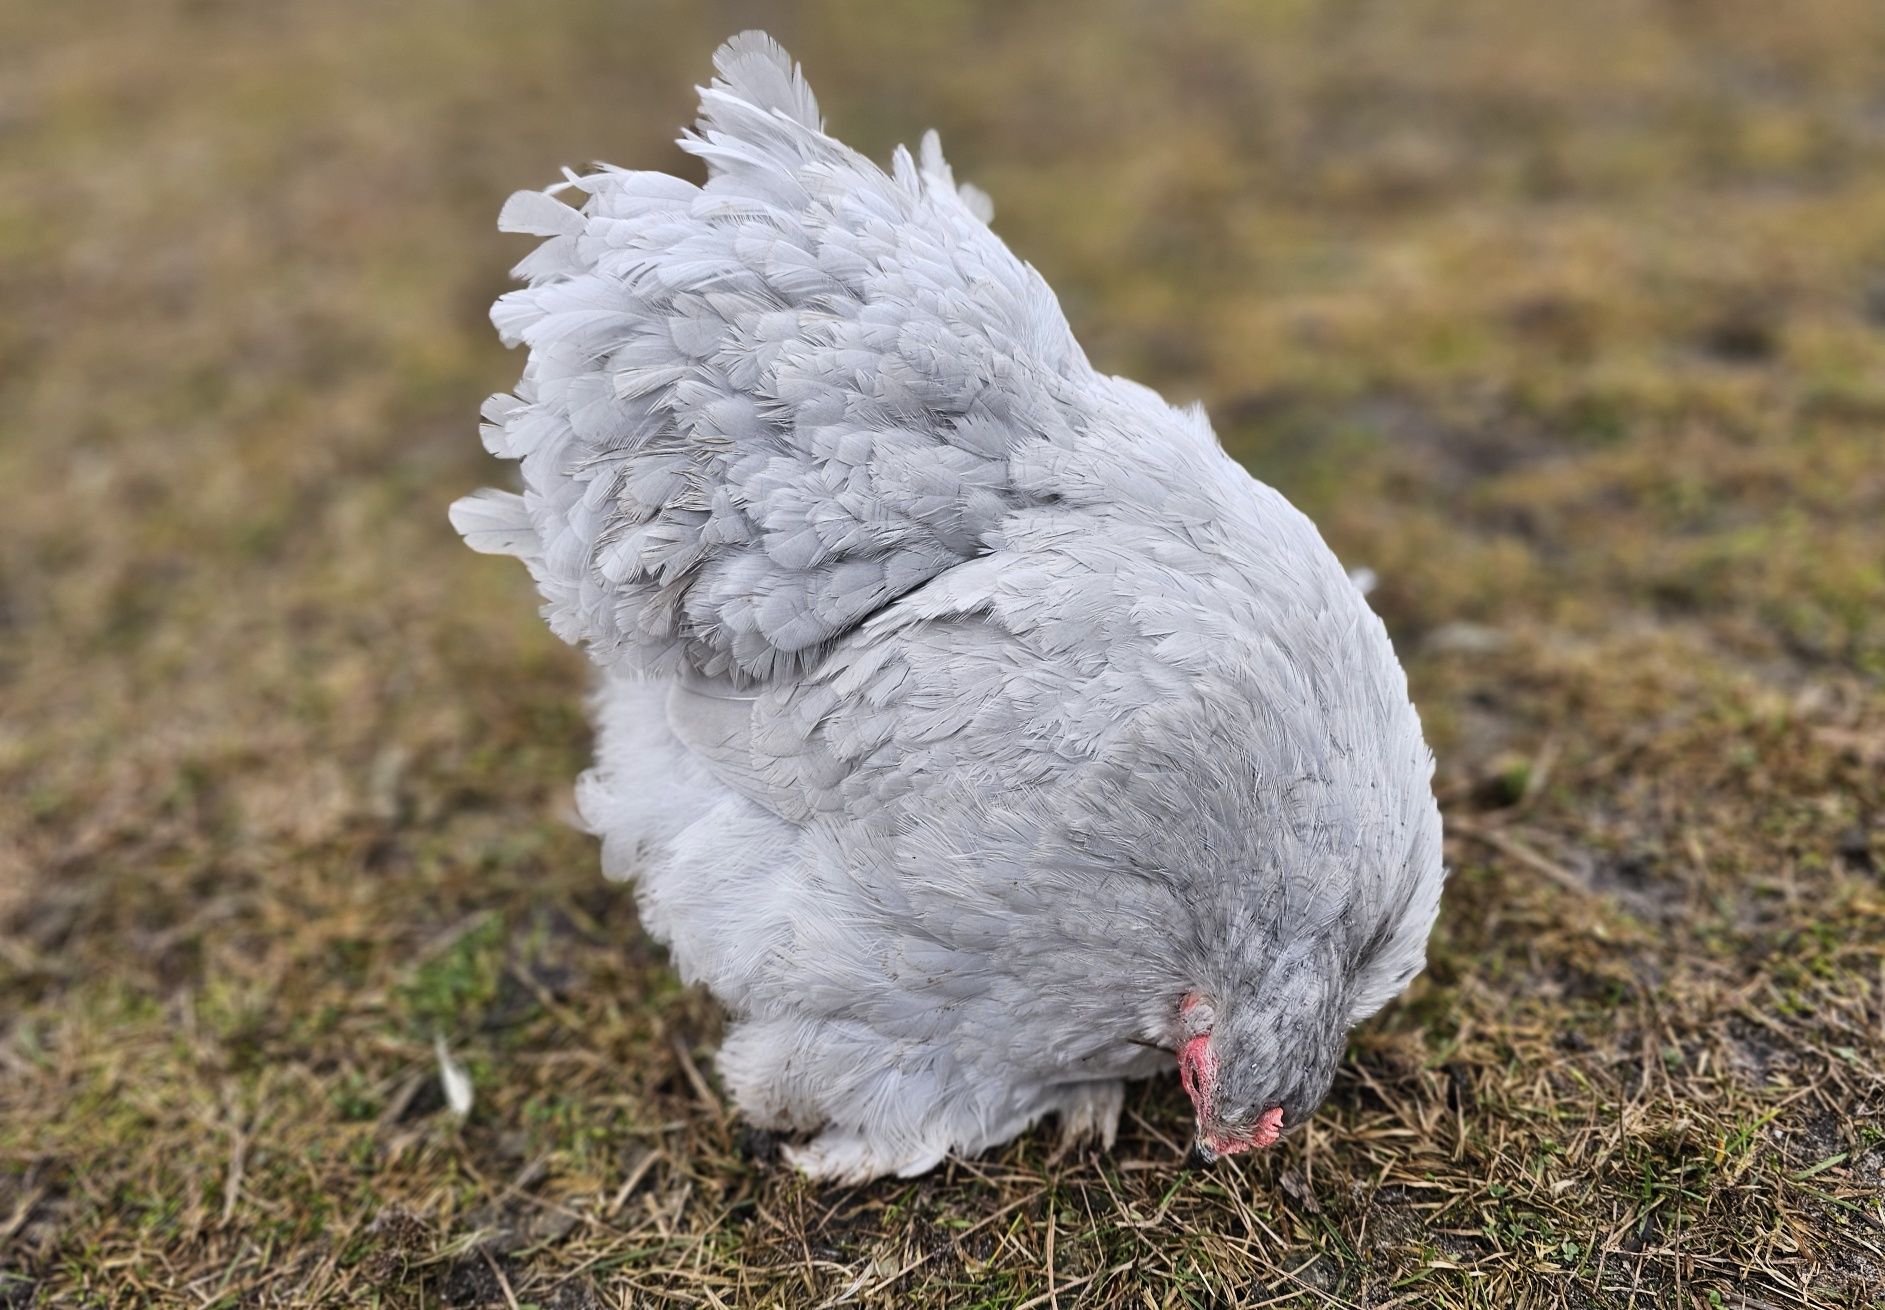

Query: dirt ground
3;1;1883;1306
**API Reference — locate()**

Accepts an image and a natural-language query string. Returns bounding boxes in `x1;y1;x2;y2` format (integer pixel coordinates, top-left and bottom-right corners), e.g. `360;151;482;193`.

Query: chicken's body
453;33;1445;1181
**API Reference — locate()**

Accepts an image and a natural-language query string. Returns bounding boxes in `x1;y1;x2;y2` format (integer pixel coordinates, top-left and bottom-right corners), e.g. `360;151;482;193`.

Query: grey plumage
452;31;1445;1182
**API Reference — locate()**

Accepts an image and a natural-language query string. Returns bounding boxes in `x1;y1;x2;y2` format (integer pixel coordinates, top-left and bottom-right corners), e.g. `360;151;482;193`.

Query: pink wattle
1200;1104;1283;1156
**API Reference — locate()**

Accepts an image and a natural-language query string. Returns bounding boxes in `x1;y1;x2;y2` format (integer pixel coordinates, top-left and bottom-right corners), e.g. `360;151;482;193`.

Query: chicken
451;32;1445;1183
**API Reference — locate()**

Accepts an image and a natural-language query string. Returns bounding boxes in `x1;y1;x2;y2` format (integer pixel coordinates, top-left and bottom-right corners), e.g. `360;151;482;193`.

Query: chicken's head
1171;953;1350;1167
1177;1003;1283;1163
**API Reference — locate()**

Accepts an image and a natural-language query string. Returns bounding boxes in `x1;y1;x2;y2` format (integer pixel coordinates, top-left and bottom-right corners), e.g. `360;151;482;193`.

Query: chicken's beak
1183;1138;1218;1170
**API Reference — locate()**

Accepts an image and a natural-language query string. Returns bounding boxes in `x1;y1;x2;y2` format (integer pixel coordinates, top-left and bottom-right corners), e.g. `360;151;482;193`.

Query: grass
3;0;1883;1305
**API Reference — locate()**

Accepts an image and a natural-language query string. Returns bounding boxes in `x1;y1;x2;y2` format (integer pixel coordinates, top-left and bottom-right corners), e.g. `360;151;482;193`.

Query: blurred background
3;1;1882;1306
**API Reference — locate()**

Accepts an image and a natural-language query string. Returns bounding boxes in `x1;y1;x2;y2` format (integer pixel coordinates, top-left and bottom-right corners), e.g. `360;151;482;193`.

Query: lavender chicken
453;32;1445;1182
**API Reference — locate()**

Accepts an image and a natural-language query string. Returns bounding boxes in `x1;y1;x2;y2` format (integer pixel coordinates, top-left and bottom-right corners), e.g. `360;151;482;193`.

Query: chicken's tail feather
451;31;1162;684
704;30;822;132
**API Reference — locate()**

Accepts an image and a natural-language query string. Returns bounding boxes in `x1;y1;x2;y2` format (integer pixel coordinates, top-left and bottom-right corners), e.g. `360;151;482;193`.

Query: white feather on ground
434;1035;473;1120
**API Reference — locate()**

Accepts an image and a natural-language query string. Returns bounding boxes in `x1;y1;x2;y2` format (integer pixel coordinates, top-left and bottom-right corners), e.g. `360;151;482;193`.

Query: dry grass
4;0;1884;1305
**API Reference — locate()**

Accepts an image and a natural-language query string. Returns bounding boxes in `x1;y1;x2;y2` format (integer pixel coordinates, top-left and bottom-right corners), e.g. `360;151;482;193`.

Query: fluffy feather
454;31;1445;1182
